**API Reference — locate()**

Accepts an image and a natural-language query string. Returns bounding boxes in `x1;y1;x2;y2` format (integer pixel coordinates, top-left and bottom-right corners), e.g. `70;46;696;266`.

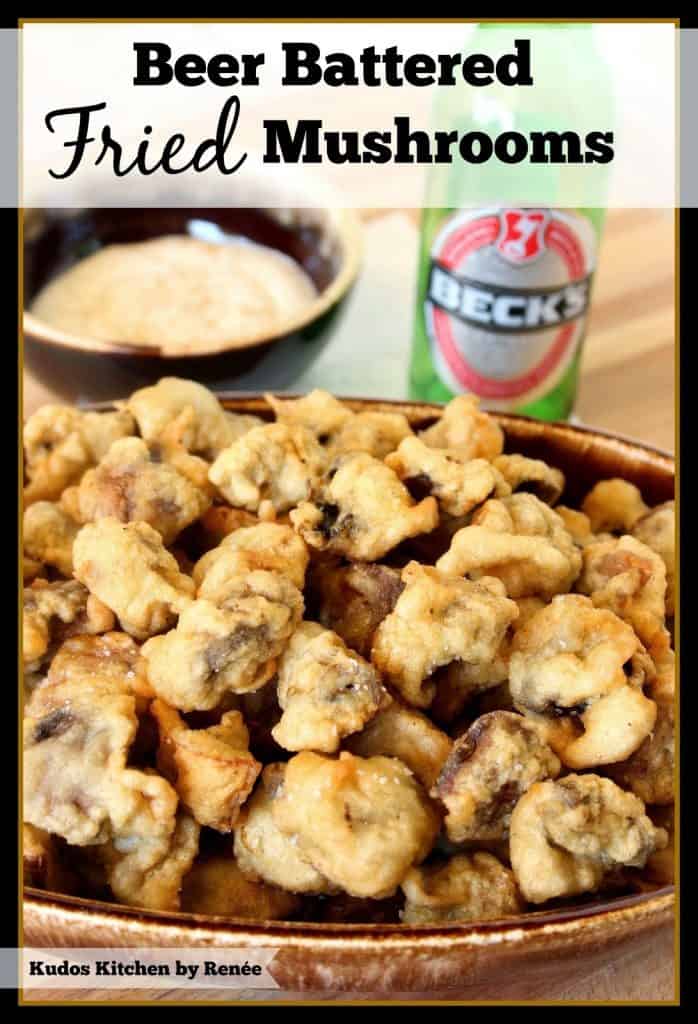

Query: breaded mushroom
432;711;560;842
310;561;404;659
75;437;211;545
194;522;309;593
209;423;327;517
291;452;439;562
418;395;504;461
509;595;657;769
152;700;261;831
436;493;582;600
272;622;387;753
401;851;523;924
632;501;675;616
492;454;565;506
234;764;332;894
181;853;300;919
142;572;303;710
73;518;195;639
23;579;115;672
582;479;649;534
127;377;238;458
272;751;441;899
509;774;666;904
371;562;518;708
23;501;79;577
386;436;510;517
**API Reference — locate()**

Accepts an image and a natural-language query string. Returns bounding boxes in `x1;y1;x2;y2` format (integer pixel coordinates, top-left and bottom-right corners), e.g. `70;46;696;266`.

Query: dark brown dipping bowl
23;208;361;403
23;399;675;998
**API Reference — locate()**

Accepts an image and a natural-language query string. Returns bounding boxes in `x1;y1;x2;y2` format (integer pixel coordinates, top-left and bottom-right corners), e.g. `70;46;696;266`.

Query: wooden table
21;207;677;1004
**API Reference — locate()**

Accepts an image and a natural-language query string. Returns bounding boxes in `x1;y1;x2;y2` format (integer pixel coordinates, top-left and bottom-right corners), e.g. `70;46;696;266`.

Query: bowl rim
22;207;363;360
22;397;675;942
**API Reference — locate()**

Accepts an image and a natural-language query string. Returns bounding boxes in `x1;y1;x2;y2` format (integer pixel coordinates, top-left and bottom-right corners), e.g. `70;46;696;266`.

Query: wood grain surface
20;207;677;1005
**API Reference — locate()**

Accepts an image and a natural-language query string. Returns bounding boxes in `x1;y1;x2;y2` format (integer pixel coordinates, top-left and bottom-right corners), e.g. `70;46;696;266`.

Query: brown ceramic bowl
23;398;676;999
23;207;361;404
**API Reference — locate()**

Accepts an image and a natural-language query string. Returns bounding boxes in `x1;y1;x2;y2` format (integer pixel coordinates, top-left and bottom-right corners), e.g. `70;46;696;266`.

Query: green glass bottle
410;24;611;420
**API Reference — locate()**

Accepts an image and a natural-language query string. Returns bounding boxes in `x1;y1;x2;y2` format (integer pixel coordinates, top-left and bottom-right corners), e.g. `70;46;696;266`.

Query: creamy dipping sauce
30;234;319;354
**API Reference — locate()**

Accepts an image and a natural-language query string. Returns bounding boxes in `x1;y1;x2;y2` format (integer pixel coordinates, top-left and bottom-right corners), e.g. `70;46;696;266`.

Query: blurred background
24;206;675;452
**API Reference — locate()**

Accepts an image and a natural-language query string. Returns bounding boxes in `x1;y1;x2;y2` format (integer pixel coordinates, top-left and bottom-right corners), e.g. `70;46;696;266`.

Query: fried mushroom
209;423;327;517
492;454;565;506
273;751;441;899
432;711;560;842
371;562;518;708
632;501;675;616
181;853;300;919
100;810;200;911
509;595;657;769
23;501;79;577
24;405;135;505
24;673;177;848
291;453;439;562
272;622;387;753
127;377;236;459
436;493;582;600
194;522;309;593
577;534;667;649
344;697;451;789
265;388;352;440
401;851;523;924
73;518;195;639
142;572;303;710
152;700;261;831
582;479;649;534
234;764;333;894
509;774;667;904
329;411;413;460
386;436;510;517
23;579;115;671
75;437;212;545
605;697;674;806
418;395;504;461
309;561;404;658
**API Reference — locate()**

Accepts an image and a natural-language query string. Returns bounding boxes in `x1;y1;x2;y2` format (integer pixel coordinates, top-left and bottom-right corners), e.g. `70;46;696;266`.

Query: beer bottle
410;23;611;420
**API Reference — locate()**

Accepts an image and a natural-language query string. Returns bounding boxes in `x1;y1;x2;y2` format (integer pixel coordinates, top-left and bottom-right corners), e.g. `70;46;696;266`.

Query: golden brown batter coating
432;711;560;842
46;632;152;706
492;454;565;506
76;437;212;545
632;501;675;616
371;562;518;708
329;411;413;459
99;810;200;911
401;851;523;924
127;377;239;458
578;534;667;650
272;622;387;753
555;506;595;547
23;501;79;578
73;518;196;639
234;764;332;894
345;698;451;789
582;479;649;534
209;422;327;517
273;751;441;899
24;405;135;505
509;774;666;904
23;579;115;671
194;522;309;593
606;697;674;806
266;389;352;440
24;672;177;848
386;436;510;517
291;452;439;562
418;395;504;461
152;700;261;831
181;853;300;919
509;595;657;769
142;572;303;710
436;493;582;600
196;505;259;549
310;560;404;658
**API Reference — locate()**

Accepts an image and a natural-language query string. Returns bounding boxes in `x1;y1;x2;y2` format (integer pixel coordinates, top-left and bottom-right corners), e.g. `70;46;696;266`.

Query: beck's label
425;208;596;406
